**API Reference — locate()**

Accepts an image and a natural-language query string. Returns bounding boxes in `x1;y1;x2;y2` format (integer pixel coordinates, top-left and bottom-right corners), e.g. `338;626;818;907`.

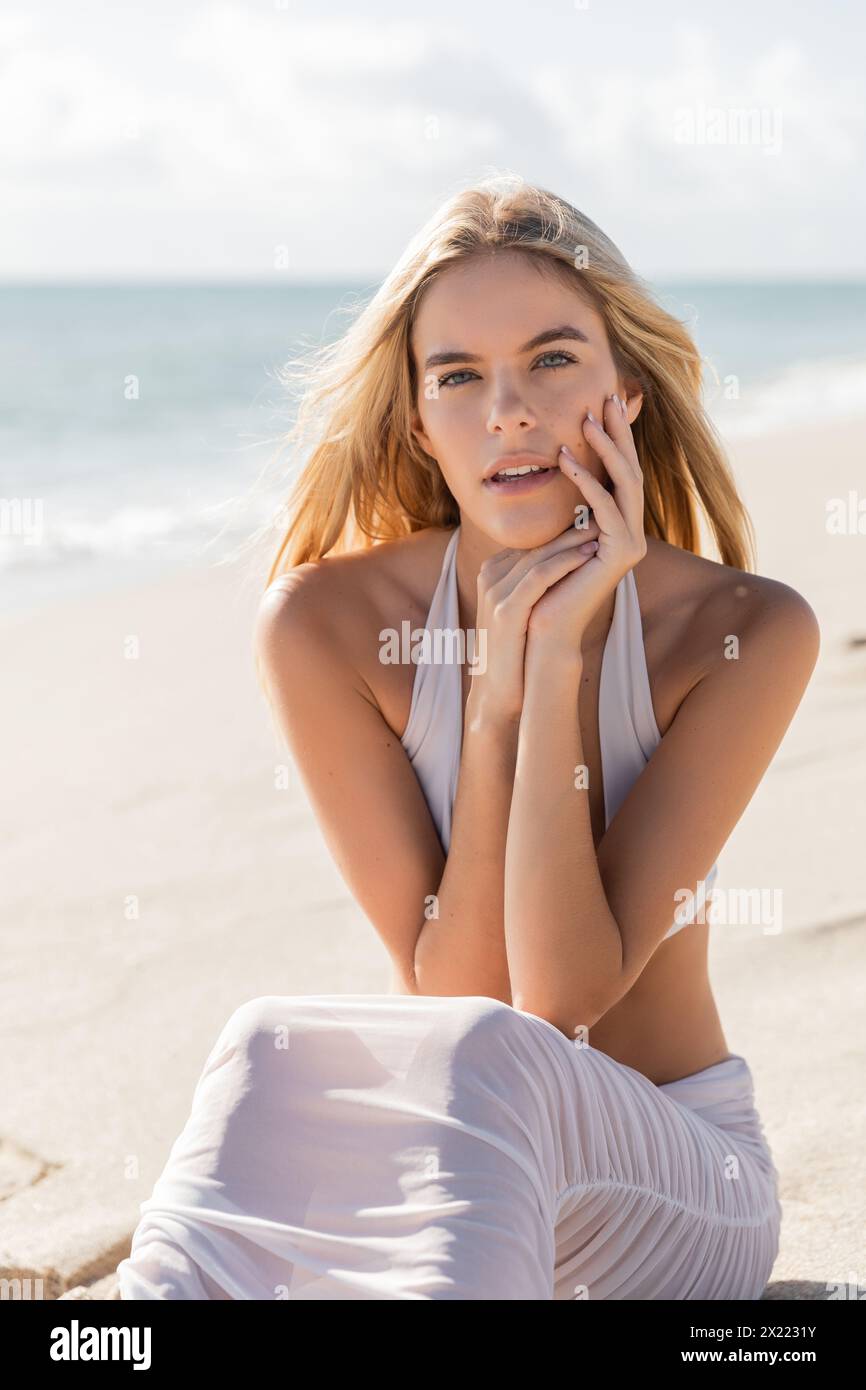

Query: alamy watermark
674;104;783;154
0;497;44;544
379;623;488;674
674;881;783;935
826;491;866;535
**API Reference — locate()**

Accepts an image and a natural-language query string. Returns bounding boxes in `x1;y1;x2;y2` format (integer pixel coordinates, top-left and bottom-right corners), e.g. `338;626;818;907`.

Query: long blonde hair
261;172;755;586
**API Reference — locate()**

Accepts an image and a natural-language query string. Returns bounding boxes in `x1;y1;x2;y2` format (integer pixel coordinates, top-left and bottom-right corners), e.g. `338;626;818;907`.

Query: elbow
511;991;611;1042
511;941;623;1042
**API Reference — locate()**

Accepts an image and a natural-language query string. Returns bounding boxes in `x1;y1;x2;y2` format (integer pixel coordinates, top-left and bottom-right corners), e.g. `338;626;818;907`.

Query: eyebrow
423;324;590;371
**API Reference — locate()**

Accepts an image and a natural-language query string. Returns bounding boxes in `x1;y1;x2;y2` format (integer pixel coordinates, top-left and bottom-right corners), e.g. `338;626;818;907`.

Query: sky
1;0;864;282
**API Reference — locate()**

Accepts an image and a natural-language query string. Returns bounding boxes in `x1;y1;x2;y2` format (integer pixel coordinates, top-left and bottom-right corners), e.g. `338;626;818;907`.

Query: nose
484;376;538;434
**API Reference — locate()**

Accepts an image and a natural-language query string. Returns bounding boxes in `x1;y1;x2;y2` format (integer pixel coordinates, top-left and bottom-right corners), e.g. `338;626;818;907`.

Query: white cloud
0;2;862;278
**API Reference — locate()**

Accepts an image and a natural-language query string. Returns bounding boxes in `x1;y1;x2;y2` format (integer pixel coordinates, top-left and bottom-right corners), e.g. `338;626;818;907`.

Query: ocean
2;280;865;614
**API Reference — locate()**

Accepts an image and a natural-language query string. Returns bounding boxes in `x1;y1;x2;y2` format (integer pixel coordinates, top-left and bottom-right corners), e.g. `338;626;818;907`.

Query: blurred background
1;0;863;1300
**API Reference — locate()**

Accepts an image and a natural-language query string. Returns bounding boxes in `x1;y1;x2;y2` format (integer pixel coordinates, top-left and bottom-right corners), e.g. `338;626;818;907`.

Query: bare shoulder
638;536;821;726
252;528;462;989
255;525;455;702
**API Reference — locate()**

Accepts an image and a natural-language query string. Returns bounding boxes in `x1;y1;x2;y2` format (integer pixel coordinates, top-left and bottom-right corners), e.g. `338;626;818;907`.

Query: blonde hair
261;172;755;585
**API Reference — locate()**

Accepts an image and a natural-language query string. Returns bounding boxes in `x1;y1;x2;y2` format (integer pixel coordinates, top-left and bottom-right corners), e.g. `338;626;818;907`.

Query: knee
445;994;515;1032
220;995;289;1042
207;995;309;1074
442;995;528;1067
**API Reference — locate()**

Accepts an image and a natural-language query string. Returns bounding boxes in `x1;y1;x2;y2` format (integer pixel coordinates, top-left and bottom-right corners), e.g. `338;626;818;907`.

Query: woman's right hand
465;518;601;728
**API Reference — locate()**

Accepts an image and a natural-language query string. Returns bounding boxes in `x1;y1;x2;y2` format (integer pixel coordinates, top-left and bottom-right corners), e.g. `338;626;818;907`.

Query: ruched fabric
116;995;781;1301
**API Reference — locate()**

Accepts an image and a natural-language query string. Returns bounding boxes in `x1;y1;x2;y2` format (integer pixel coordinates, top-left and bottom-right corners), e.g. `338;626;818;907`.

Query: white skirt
115;994;782;1301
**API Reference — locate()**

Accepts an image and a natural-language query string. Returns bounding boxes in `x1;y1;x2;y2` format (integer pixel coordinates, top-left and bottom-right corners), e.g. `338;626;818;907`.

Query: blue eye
437;351;577;389
438;369;476;389
535;350;576;369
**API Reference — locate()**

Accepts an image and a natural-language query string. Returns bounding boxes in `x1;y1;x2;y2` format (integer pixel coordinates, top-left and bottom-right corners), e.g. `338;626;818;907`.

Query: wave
705;353;866;439
0;497;275;573
3;355;866;579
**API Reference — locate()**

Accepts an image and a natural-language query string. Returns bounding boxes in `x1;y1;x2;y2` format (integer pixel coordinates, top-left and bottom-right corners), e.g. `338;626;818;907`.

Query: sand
2;414;864;1301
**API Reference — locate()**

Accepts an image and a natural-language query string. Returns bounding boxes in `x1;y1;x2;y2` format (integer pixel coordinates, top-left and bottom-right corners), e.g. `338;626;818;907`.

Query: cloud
0;3;862;277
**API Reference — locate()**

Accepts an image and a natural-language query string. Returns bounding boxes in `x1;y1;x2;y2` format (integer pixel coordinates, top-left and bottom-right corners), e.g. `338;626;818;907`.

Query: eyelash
436;350;578;390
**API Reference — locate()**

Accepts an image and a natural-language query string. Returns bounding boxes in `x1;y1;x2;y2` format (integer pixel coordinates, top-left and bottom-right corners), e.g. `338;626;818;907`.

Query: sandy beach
2;414;864;1301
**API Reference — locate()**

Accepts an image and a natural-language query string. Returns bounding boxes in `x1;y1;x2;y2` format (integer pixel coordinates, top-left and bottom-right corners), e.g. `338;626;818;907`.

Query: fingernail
579;541;599;554
559;443;576;459
586;411;597;424
611;393;621;412
620;396;628;417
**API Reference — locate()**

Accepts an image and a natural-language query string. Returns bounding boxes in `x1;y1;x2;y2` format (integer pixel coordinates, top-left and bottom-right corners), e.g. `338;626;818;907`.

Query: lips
483;452;556;478
489;465;554;482
483;465;561;495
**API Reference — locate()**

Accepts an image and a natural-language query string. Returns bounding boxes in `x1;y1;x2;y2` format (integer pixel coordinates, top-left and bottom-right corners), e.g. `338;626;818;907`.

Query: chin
477;505;576;552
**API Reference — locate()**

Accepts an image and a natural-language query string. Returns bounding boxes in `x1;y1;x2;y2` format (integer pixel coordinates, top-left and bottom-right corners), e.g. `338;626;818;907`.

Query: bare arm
417;524;602;995
412;697;519;999
505;583;821;1037
505;639;620;1034
254;571;521;1000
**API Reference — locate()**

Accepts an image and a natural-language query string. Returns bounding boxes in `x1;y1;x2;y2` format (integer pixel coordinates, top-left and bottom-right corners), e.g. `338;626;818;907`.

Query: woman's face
409;250;642;551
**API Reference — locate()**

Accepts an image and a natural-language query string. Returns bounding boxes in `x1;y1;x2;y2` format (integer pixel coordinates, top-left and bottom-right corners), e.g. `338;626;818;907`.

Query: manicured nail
560;443;576;460
611;393;621;412
586;411;597;425
620;395;628;417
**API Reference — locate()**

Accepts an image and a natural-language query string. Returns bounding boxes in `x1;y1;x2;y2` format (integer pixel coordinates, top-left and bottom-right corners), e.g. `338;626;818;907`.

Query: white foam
706;353;866;439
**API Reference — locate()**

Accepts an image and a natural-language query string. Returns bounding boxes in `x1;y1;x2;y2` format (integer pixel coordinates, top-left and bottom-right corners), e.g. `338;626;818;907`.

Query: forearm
504;643;622;1035
413;697;518;1000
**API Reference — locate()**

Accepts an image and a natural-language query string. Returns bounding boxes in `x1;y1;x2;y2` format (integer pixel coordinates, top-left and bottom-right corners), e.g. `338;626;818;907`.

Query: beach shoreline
2;413;864;1299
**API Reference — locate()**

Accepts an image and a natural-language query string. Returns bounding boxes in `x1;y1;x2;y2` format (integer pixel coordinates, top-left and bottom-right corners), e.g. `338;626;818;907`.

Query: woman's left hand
526;392;647;653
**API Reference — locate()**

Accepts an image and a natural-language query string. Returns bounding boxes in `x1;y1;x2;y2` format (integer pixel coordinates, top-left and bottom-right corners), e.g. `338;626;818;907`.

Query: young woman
116;175;819;1301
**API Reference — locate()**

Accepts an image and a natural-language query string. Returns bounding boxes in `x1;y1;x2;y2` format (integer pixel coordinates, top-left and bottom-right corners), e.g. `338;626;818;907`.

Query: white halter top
399;525;717;942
